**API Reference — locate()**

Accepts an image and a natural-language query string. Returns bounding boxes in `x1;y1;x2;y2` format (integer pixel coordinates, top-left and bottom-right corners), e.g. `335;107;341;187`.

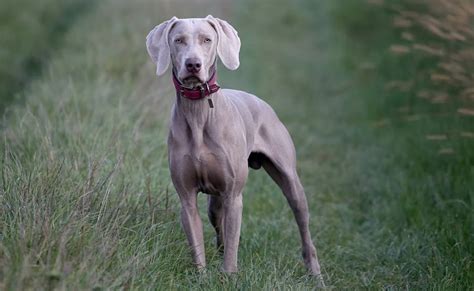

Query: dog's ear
206;15;241;70
146;16;178;76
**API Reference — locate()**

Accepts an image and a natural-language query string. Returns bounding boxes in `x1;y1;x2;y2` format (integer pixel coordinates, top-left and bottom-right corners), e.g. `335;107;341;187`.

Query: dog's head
146;16;241;87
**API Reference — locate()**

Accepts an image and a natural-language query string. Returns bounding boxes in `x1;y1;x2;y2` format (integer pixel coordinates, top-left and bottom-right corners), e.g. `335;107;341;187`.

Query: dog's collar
172;71;220;100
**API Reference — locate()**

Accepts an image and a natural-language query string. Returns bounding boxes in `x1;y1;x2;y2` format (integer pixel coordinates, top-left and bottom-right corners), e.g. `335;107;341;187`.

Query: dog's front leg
222;194;243;273
179;193;206;270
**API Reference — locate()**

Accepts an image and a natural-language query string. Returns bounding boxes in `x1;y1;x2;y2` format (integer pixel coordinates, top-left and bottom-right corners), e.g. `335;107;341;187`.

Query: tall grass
388;0;474;146
1;0;183;288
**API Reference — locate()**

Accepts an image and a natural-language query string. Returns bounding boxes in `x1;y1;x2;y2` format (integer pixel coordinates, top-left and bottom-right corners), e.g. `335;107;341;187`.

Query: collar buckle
198;84;206;99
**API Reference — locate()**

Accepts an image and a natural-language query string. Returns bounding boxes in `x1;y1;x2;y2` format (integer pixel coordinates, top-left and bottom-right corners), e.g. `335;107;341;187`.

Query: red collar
172;71;220;100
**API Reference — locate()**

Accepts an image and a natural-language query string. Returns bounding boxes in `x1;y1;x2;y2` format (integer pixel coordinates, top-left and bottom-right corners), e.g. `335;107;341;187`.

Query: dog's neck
174;90;223;147
176;92;213;119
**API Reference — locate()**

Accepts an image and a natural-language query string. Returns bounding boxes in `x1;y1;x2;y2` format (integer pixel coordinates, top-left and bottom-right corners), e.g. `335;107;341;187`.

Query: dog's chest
186;149;230;195
169;110;245;195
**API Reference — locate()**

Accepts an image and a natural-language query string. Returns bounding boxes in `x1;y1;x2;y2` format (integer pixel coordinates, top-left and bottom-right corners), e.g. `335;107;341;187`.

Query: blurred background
1;0;472;289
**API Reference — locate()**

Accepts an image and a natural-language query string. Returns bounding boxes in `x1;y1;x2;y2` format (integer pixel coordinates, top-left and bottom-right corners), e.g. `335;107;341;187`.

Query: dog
146;15;324;282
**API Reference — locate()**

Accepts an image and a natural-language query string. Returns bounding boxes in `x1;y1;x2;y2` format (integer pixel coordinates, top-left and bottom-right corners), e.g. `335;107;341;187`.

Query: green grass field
0;0;92;112
1;0;472;289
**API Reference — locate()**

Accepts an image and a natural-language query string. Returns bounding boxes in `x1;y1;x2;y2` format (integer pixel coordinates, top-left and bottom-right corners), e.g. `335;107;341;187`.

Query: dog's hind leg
261;154;324;283
208;195;224;252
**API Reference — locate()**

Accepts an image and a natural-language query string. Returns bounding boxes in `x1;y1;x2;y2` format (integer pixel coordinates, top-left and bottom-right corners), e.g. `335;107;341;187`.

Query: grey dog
146;15;324;282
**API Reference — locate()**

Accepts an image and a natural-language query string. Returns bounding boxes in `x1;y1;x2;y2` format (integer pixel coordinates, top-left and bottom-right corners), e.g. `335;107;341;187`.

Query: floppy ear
206;15;241;70
146;16;178;76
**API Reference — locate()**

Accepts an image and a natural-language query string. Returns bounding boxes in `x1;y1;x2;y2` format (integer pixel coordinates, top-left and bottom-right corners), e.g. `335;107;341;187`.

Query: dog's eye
204;38;212;43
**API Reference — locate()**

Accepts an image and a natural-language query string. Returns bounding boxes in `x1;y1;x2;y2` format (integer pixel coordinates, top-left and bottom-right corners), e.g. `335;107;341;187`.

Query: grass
0;0;92;112
1;0;472;289
329;0;473;288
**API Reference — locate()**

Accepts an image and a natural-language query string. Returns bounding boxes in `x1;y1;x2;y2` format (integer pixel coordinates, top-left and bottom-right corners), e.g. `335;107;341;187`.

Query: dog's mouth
181;76;203;88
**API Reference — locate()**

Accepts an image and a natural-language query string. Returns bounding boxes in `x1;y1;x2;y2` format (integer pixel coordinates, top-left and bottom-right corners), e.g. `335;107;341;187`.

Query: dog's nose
185;58;202;73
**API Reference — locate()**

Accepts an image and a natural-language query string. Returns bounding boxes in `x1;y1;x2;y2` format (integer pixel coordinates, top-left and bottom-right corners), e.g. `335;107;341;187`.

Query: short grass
1;0;472;289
